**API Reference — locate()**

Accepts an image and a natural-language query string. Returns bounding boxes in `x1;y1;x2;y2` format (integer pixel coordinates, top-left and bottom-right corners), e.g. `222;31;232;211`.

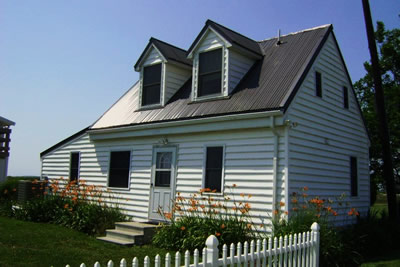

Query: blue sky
1;0;399;176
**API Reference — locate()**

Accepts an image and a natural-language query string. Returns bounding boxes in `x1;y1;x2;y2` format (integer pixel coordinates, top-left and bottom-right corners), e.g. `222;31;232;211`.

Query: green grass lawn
0;216;171;267
360;194;400;266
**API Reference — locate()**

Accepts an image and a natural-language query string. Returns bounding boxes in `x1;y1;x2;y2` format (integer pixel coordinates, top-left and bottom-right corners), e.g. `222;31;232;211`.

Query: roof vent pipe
276;29;282;45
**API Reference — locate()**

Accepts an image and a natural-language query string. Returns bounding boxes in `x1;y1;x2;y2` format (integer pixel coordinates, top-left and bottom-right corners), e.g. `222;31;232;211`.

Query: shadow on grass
362;249;400;267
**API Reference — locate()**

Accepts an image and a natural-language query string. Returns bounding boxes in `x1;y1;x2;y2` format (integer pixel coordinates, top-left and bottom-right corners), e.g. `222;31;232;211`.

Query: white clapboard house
41;20;369;225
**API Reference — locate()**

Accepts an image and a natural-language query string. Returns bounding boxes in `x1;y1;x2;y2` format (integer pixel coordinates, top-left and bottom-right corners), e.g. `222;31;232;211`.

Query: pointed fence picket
65;222;320;267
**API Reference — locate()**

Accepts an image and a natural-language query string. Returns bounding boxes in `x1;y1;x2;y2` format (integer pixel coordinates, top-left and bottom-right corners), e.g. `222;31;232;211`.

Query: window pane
142;84;160;105
343;86;349;109
156;152;172;169
204;147;223;192
155;171;171;187
316;71;322;97
199;49;222;74
142;64;161;106
109;151;131;188
143;64;161;85
70;152;79;182
198;72;221;97
350;157;358;197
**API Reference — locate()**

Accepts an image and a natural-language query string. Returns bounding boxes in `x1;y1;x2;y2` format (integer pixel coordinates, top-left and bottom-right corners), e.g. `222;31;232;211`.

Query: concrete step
96;236;135;246
105;229;144;243
97;221;159;246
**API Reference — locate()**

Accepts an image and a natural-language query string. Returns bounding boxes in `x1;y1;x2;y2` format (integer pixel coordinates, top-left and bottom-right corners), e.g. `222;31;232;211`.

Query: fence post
206;235;219;266
311;222;320;267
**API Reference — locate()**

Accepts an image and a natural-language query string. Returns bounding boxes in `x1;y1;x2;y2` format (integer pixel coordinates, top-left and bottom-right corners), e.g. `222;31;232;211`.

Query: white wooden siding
286;33;370;219
164;64;191;105
229;50;255;93
42;127;286;227
196;30;225;52
142;46;163;66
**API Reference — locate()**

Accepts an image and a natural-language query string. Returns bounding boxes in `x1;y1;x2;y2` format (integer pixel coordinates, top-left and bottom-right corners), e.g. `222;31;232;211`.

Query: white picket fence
67;222;320;267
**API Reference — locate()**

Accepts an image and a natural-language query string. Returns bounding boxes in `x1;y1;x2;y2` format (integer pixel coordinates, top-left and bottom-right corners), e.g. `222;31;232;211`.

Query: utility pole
362;0;398;221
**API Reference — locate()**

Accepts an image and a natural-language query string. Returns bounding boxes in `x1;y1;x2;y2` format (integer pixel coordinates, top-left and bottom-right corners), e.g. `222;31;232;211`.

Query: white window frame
349;155;359;198
343;85;349;109
195;47;225;101
139;62;164;109
314;69;323;98
107;150;132;191
201;144;226;194
69;151;81;182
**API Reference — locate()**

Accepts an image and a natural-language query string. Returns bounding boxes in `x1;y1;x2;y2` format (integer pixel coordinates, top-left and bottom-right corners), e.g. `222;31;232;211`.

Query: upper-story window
198;49;222;97
69;152;80;182
142;64;162;106
315;71;322;97
343;86;349;109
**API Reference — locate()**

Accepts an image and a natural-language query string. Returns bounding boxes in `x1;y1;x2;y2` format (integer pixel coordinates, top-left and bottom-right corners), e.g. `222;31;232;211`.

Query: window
315;71;322;97
204;146;224;192
108;151;131;188
343;86;349;109
154;151;173;187
198;49;222;97
142;64;162;106
69;152;80;182
350;156;358;197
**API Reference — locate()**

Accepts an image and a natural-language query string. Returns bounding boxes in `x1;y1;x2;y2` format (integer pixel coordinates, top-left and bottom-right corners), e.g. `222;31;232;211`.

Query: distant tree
354;21;400;204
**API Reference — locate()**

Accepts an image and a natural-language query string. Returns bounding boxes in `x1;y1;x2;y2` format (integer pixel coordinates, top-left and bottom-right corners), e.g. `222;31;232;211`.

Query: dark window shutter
142;64;161;105
204;146;223;192
109;151;131;188
198;49;222;97
316;71;322;97
350;156;358;197
70;152;80;182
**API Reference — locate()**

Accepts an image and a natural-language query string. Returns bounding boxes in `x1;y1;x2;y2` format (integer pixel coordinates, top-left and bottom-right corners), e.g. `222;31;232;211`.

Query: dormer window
135;38;192;109
187;21;262;102
198;49;222;97
142;64;162;106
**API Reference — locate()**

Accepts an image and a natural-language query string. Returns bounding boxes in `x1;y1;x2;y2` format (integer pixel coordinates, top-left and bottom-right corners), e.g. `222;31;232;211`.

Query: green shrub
0;177;21;201
272;187;363;266
153;187;256;251
12;178;126;235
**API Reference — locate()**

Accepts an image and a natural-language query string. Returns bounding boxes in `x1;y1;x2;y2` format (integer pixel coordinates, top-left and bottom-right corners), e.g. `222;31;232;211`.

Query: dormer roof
134;37;192;71
187;19;263;58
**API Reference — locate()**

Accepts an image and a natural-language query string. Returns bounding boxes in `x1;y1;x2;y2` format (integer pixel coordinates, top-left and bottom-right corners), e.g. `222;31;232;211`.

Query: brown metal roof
91;24;332;130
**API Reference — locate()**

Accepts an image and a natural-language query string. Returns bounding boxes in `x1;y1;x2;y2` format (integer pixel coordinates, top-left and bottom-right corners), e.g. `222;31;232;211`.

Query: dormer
187;20;263;101
134;38;192;109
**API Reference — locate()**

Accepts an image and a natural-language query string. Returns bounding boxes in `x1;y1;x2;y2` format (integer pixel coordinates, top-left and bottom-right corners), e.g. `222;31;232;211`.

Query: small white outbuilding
0;116;15;182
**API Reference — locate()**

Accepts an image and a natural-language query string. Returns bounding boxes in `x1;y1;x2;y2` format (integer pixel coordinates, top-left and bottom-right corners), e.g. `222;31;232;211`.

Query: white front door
149;147;176;221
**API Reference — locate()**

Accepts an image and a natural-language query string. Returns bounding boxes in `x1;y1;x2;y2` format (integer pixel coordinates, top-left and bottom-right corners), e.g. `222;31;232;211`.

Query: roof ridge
257;24;332;43
206;19;259;44
150;37;188;53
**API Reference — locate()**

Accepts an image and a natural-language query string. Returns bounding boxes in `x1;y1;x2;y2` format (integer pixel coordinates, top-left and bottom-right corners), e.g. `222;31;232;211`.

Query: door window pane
155;152;172;187
155;171;171;187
